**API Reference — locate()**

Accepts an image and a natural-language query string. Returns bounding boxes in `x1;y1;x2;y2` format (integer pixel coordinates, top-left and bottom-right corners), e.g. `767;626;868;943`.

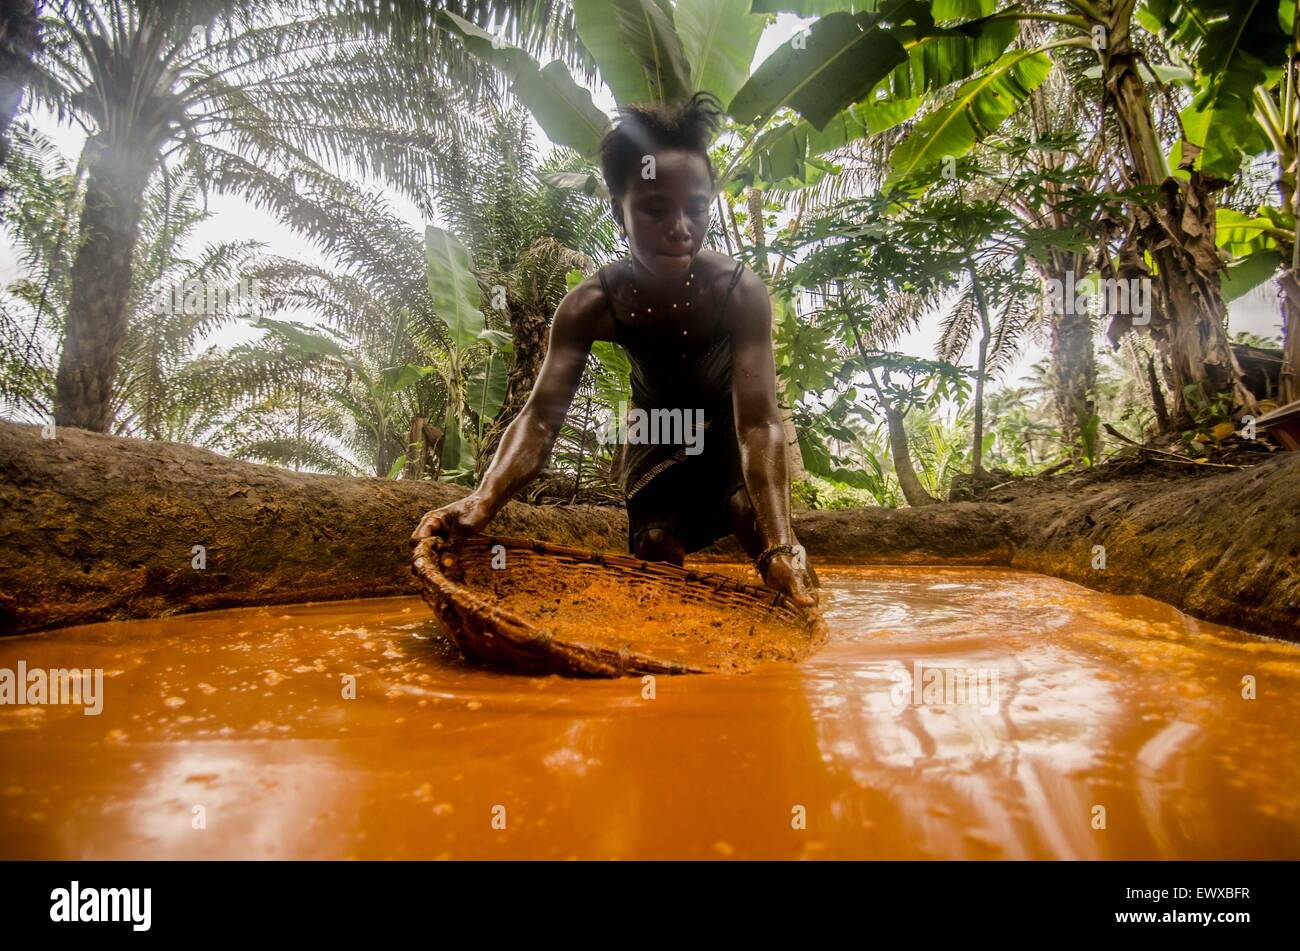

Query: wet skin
412;148;816;606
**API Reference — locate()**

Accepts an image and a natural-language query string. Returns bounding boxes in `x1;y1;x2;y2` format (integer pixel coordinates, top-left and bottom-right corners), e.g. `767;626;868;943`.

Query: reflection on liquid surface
2;565;1298;859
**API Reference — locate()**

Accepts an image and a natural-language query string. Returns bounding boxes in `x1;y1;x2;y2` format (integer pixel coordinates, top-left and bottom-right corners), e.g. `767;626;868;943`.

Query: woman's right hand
410;493;494;548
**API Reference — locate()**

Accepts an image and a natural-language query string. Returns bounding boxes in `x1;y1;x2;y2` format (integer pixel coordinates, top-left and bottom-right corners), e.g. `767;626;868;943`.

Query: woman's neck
627;253;697;307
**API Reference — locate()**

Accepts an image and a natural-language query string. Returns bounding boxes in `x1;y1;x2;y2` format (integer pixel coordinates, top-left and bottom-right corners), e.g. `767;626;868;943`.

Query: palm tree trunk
0;0;39;175
1035;255;1096;461
54;133;159;431
1098;5;1255;423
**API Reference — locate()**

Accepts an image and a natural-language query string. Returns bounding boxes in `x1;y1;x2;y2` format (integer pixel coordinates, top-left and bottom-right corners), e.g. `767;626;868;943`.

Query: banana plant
1144;0;1290;181
423;225;512;481
435;1;1019;194
873;1;1272;421
724;1;1035;190
1140;0;1300;403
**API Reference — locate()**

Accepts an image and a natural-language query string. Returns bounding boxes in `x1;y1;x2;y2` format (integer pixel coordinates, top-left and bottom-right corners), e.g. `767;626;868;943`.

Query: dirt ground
2;422;1297;641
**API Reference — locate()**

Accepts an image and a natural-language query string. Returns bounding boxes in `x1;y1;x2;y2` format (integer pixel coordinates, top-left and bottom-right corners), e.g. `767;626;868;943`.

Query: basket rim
410;532;826;676
411;535;711;674
425;532;807;611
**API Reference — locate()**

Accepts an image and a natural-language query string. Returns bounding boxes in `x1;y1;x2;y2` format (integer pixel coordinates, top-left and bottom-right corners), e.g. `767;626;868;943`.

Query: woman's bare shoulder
696;249;746;287
700;252;768;336
552;266;617;342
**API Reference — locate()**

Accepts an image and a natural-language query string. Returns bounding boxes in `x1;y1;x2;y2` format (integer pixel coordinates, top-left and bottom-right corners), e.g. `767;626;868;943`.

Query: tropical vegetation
2;0;1294;508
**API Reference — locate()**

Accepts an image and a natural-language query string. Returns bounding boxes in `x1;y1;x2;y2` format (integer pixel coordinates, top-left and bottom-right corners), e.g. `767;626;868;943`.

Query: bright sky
1;12;1283;385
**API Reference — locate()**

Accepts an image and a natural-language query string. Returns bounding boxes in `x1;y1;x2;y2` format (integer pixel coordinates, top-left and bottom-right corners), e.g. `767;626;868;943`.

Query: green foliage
7;0;1299;504
793;473;898;511
1162;0;1290;180
907;405;975;497
887;50;1053;185
243;312;436;477
729;11;907;130
437;11;610;158
425;226;486;350
1075;403;1101;468
1180;382;1235;452
0;123;263;440
675;0;768;109
574;0;693;106
1215;206;1292;300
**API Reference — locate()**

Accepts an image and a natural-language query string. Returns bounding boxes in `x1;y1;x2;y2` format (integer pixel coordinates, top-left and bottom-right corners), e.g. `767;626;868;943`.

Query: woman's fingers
790;574;817;607
766;557;818;608
410;511;444;545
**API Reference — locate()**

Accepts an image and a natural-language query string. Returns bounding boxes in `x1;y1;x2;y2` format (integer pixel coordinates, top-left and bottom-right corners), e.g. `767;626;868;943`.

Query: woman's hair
599;91;724;214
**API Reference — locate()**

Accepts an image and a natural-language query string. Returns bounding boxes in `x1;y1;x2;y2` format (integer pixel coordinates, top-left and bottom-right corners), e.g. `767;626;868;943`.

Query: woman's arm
727;269;816;606
411;282;601;542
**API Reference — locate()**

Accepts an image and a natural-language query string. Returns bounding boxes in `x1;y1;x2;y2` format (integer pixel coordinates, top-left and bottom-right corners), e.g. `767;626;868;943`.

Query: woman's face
615;148;713;280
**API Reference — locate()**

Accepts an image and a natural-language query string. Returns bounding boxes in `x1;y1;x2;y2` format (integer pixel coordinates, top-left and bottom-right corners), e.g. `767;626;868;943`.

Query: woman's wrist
755;542;797;575
463;489;499;523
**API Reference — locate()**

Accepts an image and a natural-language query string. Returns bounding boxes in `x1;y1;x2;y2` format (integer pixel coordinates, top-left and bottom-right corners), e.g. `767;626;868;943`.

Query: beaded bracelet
755;543;796;576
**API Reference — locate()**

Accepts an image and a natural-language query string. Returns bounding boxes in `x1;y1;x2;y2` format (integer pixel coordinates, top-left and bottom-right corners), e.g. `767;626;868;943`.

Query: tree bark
0;0;39;176
746;186;767;274
1147;353;1172;431
884;400;937;506
425;422;445;479
847;309;936;506
1035;255;1097;461
863;368;936;507
55;132;160;431
404;416;428;478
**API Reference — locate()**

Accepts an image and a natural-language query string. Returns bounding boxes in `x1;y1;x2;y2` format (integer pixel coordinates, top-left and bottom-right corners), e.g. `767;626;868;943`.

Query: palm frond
937;282;976;363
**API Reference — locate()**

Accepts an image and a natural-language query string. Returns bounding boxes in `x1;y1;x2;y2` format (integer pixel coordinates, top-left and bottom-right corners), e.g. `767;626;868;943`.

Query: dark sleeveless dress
597;259;747;555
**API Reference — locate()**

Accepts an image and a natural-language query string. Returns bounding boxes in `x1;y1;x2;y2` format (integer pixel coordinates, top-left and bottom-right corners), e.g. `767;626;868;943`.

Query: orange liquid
1;565;1297;859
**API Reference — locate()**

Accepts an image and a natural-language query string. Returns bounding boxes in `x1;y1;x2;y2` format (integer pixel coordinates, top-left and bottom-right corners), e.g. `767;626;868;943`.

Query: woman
411;91;817;607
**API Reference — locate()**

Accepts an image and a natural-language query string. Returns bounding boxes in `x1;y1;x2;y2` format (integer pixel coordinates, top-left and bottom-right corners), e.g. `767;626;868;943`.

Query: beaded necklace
625;257;700;338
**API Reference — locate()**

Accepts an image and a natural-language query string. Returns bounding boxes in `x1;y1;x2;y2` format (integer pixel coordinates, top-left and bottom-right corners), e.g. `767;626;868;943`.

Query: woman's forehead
626;152;713;194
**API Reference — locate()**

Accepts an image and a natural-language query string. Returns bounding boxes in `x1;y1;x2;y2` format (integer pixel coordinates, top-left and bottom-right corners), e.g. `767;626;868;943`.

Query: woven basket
412;533;828;677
